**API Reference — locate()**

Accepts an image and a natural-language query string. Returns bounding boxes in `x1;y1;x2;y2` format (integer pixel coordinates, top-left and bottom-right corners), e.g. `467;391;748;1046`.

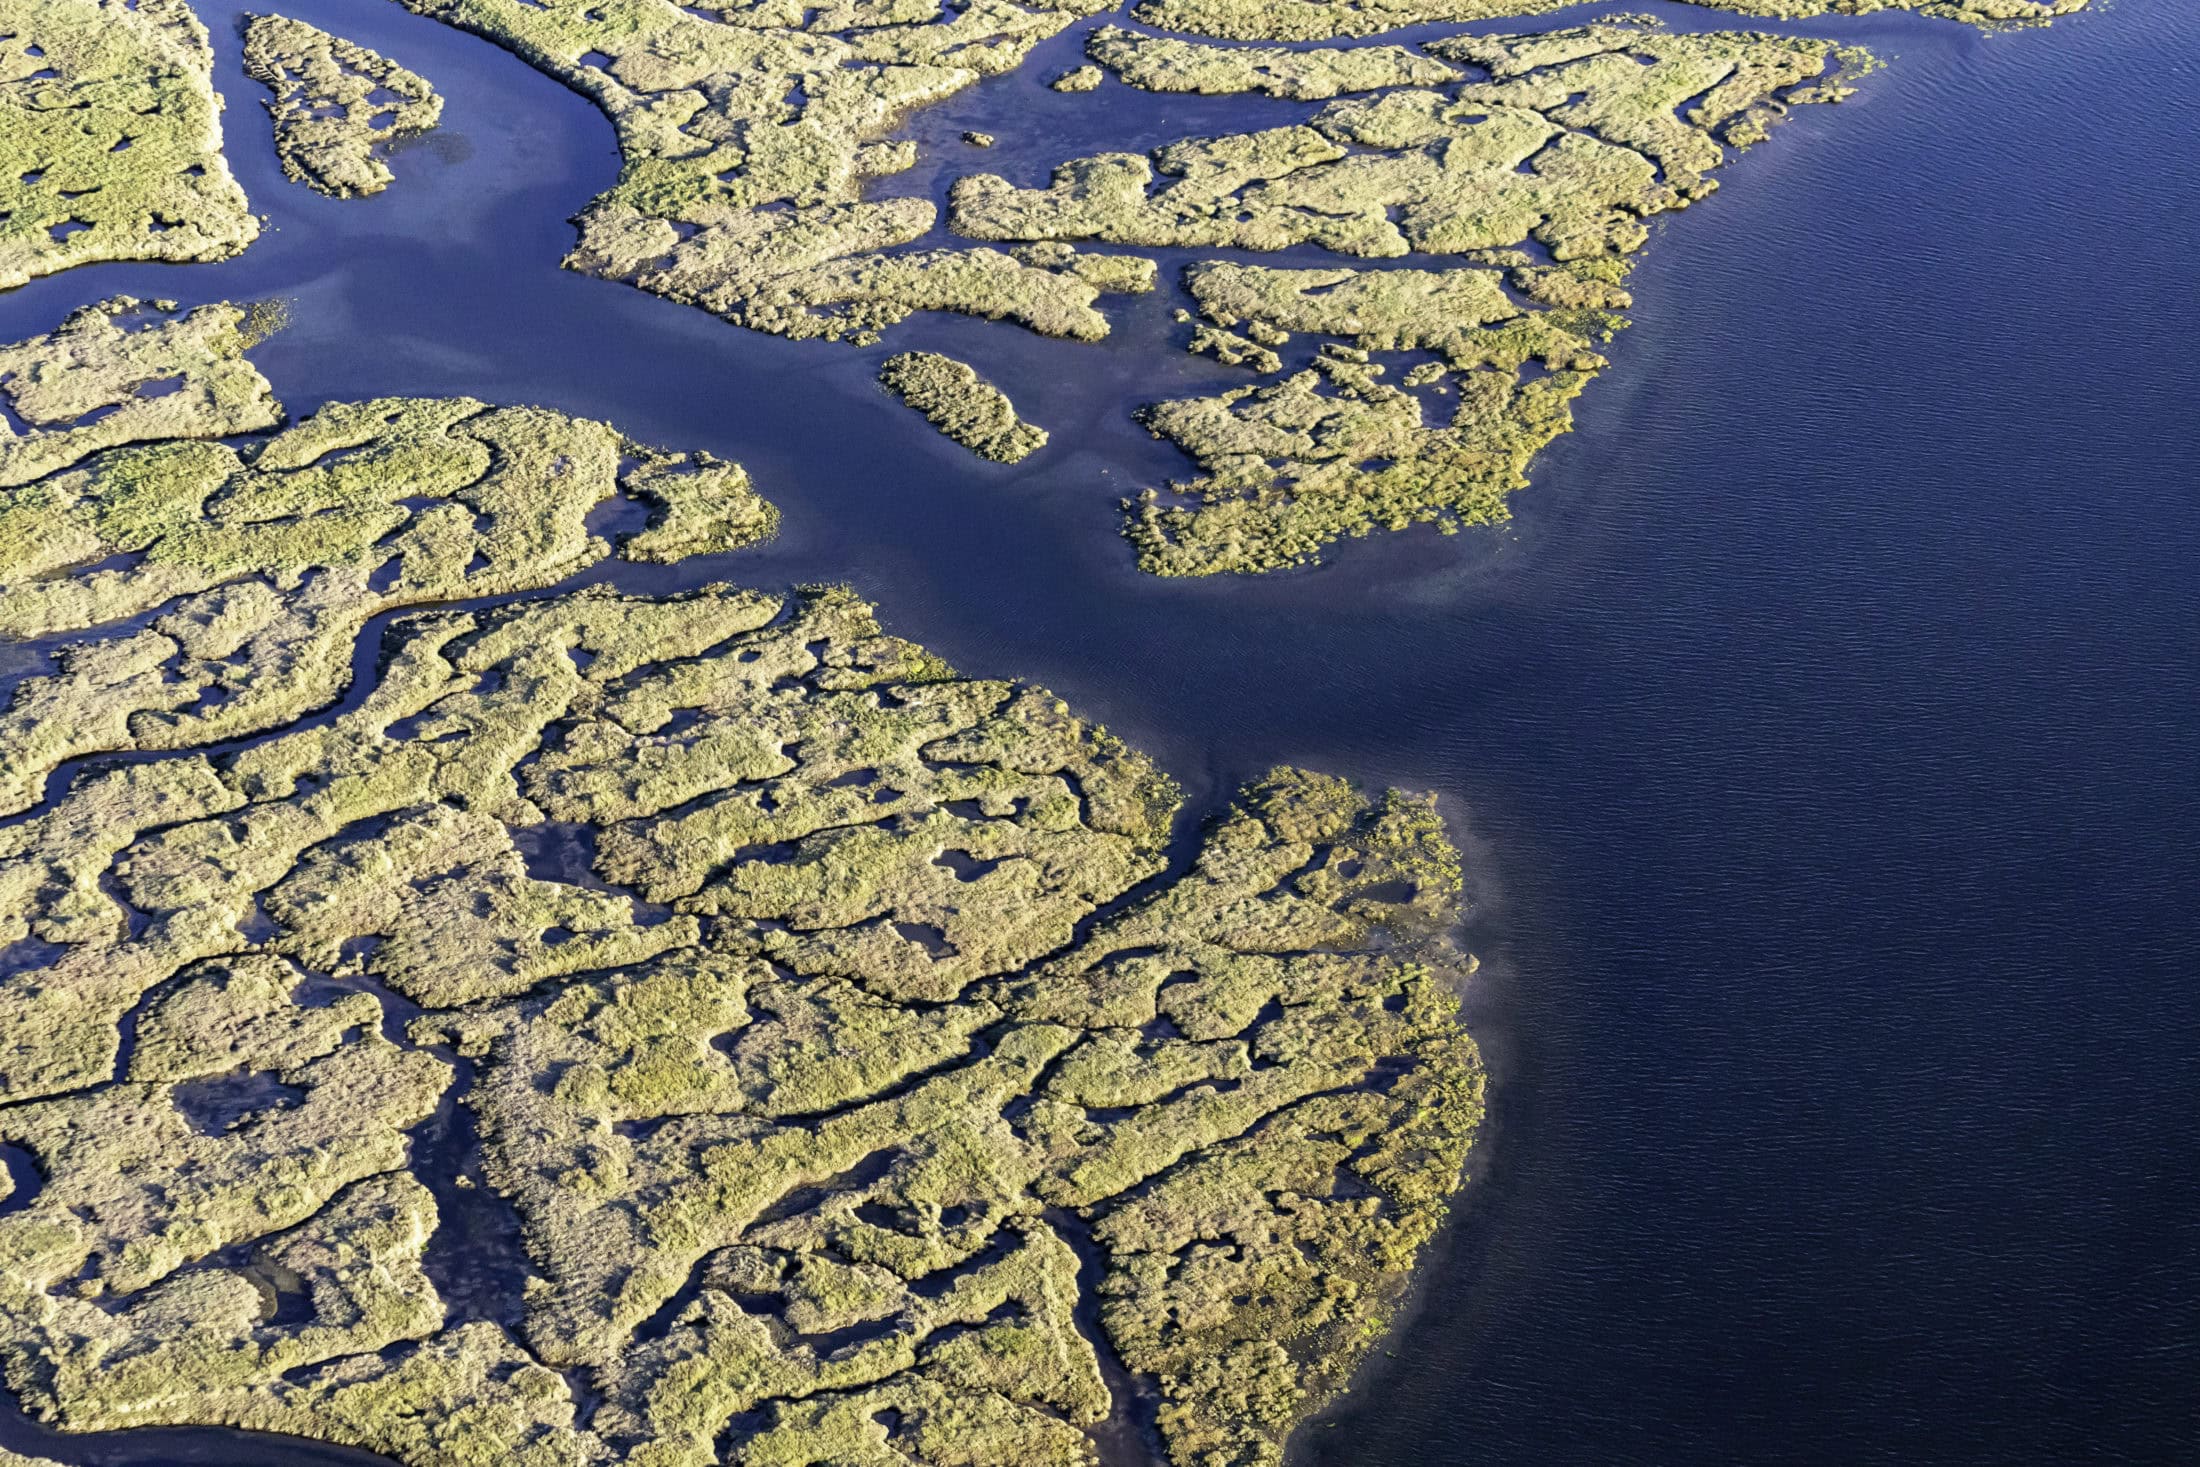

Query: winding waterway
1;0;2195;1462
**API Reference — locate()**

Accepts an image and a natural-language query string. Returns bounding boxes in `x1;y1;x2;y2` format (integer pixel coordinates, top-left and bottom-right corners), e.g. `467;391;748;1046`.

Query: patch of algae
393;0;1157;346
242;13;445;198
0;558;1482;1465
879;349;1048;463
1128;0;2086;44
952;19;1862;574
0;0;257;290
0;302;777;820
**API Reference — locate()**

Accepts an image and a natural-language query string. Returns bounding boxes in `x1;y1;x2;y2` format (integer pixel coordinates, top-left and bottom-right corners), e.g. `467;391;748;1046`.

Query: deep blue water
1;1;2194;1463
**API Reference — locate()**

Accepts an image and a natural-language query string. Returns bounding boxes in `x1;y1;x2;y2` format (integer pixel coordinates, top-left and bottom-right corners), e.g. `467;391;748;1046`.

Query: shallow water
1;0;2196;1462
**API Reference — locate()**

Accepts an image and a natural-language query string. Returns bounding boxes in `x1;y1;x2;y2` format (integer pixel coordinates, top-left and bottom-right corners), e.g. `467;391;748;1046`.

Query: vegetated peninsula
957;20;1873;574
0;0;258;288
1127;0;2086;43
242;13;444;198
0;300;1484;1467
385;0;2084;575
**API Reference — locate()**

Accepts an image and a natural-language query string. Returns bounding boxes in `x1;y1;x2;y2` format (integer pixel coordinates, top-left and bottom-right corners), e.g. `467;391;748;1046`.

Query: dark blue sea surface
0;1;2194;1463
